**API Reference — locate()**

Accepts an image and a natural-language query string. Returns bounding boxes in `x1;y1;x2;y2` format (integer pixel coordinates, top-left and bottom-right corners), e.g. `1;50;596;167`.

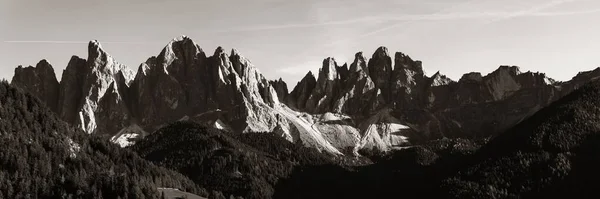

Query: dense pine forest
0;81;205;199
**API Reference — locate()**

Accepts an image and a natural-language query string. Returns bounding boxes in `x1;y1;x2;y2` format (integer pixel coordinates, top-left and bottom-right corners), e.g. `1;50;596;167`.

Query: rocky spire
11;60;60;112
349;52;368;73
57;56;87;124
429;71;454;87
287;71;317;110
270;78;289;102
305;58;342;113
394;52;423;74
368;46;393;100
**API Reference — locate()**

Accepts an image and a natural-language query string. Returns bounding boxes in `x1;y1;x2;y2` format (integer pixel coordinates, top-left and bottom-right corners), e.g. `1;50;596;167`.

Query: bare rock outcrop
12;60;60;112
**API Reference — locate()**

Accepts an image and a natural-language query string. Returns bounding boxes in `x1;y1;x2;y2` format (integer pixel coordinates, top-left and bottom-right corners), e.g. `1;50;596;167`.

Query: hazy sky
2;0;600;87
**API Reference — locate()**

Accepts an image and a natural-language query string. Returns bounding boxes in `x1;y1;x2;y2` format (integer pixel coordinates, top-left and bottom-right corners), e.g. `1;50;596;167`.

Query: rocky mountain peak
231;48;241;57
287;71;317;110
11;60;60;112
493;65;521;76
214;46;227;56
459;72;483;82
429;71;453;86
350;52;368;73
270;78;289;101
368;46;393;99
320;57;339;81
88;40;104;55
373;46;390;58
159;35;205;68
230;48;251;77
171;35;192;42
394;52;423;74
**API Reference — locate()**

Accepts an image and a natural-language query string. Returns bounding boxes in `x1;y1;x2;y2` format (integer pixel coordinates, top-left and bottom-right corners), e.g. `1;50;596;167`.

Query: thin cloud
3;40;163;44
326;0;596;48
481;0;580;24
3;40;88;44
324;0;481;48
199;0;600;34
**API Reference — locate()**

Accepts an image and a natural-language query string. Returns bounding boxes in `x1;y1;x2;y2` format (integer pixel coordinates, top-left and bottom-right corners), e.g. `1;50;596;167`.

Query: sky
2;0;600;88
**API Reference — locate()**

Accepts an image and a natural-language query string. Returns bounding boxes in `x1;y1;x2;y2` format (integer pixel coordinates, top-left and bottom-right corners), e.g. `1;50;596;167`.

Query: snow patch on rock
110;124;147;147
213;119;233;132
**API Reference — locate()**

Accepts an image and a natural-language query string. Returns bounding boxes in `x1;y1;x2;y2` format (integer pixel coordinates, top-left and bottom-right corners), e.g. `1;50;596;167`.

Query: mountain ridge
11;35;600;154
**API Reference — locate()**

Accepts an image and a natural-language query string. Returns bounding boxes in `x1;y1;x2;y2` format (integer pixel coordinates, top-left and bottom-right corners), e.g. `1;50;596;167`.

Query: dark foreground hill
132;121;337;199
0;81;205;199
441;78;600;198
270;79;600;198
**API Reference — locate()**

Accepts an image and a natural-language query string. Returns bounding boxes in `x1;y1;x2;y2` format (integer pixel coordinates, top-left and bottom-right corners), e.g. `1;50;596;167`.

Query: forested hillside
133;121;335;199
0;81;205;199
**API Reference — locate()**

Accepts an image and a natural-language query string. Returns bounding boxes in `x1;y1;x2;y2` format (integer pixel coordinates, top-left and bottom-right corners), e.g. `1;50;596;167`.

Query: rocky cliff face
283;46;600;151
11;37;600;154
11;36;342;154
12;60;60;113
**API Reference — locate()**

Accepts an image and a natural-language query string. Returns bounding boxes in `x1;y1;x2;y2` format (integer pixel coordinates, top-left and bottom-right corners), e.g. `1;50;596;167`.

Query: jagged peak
170;35;192;42
302;71;317;82
373;46;390;58
136;63;150;77
68;55;85;63
350;52;368;72
89;40;102;50
355;51;364;58
36;59;51;67
214;46;227;56
394;51;423;73
394;52;415;64
320;57;339;81
87;39;128;75
231;48;241;57
430;71;454;86
88;40;108;58
459;72;483;82
15;59;52;72
324;57;336;63
492;65;521;76
14;59;57;79
230;48;250;63
165;35;198;49
159;35;204;62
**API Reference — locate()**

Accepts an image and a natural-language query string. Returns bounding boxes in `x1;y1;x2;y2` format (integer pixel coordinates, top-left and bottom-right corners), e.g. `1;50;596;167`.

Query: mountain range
10;35;600;155
6;35;600;198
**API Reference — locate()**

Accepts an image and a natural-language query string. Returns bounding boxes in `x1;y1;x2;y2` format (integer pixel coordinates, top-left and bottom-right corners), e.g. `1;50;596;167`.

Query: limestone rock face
335;52;383;115
11;38;600;154
305;58;342;113
12;60;60;112
270;78;288;102
390;52;428;109
78;40;135;134
286;46;600;152
57;56;87;124
287;72;317;110
367;47;393;100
